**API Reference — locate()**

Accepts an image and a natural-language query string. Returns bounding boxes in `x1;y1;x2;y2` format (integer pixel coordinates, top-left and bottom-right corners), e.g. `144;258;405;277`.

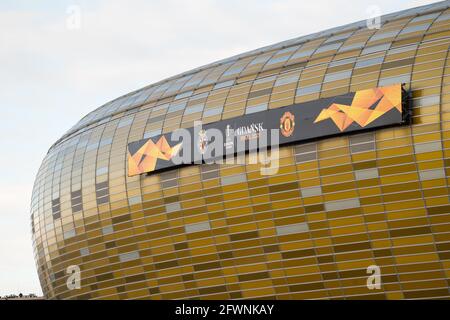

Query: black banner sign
128;84;406;176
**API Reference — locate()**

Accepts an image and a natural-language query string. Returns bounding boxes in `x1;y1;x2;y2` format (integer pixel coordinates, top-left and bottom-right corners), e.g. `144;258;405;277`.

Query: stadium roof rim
50;0;449;151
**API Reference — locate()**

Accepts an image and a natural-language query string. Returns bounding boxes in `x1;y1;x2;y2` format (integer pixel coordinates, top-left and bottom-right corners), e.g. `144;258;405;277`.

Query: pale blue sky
0;0;439;296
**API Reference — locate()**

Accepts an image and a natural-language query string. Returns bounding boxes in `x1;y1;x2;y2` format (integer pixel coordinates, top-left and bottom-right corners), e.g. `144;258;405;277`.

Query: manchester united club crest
280;111;295;137
197;129;208;154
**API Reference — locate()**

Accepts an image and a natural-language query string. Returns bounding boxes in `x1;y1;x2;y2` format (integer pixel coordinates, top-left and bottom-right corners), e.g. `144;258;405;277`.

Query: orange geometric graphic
314;84;402;132
128;136;182;176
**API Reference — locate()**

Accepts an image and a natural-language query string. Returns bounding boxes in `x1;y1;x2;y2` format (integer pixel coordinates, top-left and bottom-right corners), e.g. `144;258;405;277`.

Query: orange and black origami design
128;136;182;176
314;84;402;132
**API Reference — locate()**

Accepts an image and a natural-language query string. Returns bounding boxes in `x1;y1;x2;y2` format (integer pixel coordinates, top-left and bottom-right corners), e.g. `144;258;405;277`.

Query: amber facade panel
32;2;450;299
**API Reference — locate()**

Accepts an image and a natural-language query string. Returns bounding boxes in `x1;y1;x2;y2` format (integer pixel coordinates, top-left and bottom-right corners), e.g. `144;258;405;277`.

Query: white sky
0;0;440;296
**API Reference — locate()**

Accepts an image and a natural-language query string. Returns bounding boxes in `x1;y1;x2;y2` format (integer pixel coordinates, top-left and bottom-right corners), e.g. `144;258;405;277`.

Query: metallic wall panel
31;2;450;300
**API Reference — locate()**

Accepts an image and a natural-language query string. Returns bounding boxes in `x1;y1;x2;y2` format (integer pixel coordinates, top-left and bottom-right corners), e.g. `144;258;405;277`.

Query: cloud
0;184;40;296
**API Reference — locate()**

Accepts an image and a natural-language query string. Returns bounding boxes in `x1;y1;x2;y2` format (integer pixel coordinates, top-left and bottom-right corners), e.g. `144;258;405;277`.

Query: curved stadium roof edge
51;0;449;151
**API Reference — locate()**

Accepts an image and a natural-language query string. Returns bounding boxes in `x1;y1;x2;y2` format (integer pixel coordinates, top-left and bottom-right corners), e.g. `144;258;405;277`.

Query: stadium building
31;1;450;299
